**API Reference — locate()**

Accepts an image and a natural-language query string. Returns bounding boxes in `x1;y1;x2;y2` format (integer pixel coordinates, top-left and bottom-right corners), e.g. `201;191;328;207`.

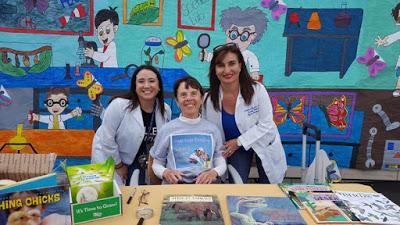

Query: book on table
0;184;71;225
278;183;332;209
159;194;224;225
335;191;400;224
226;195;307;225
295;191;359;223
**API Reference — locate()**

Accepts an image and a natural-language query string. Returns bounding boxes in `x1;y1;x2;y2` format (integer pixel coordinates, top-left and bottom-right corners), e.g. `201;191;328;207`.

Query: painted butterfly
271;96;306;126
357;47;386;77
326;95;348;131
0;85;12;107
24;0;49;14
261;0;287;21
76;71;104;101
166;30;192;62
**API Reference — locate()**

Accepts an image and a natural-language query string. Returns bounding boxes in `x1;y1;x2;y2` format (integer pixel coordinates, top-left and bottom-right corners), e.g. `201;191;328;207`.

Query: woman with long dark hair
92;65;171;185
203;43;287;184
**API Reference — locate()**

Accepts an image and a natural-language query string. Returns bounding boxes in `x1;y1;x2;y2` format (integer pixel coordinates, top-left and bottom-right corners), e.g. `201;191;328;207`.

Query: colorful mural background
1;0;400;177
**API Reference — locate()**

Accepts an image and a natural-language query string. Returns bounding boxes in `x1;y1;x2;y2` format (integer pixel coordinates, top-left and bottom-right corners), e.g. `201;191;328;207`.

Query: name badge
244;105;259;116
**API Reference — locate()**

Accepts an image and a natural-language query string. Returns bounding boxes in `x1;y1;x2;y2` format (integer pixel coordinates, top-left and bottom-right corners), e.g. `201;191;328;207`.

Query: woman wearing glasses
91;65;171;185
203;44;287;184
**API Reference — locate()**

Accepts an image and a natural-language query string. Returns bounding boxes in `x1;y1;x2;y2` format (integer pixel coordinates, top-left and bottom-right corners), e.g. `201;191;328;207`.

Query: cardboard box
0;153;56;181
70;180;122;224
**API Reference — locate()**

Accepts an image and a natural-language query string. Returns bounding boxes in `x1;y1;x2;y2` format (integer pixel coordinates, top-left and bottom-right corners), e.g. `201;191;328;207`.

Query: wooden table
85;183;374;225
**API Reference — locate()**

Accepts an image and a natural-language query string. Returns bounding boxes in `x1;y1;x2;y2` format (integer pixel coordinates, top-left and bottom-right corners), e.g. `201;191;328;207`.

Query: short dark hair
207;44;255;111
110;65;165;117
46;88;69;100
95;7;119;28
173;76;204;99
392;3;400;22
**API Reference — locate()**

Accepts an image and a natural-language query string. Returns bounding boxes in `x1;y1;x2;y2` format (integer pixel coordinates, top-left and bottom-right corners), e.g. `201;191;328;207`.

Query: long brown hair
207;44;255;111
110;65;165;117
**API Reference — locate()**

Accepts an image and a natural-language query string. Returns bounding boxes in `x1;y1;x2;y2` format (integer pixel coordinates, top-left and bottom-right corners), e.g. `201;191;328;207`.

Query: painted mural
1;0;400;177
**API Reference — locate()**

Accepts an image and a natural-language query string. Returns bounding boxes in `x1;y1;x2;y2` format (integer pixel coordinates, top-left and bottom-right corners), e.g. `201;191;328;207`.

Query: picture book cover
159;195;224;225
170;133;214;171
278;183;332;194
0;185;71;225
295;191;359;222
335;191;400;224
226;196;307;225
278;183;332;209
302;200;351;223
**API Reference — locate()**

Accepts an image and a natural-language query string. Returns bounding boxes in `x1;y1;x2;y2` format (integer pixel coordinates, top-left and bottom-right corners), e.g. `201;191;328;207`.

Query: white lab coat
203;82;287;183
384;31;400;68
38;114;72;129
92;41;118;67
91;97;171;170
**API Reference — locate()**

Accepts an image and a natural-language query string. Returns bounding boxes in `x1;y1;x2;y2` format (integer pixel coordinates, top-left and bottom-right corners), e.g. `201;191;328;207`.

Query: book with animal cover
335;191;400;224
170;133;214;172
302;199;351;223
226;196;307;225
0;184;71;225
0;173;58;194
159;195;224;225
278;183;332;209
295;191;359;222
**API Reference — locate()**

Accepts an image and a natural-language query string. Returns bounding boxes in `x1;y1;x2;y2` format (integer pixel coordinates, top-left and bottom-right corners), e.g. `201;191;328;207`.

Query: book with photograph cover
302;200;351;223
278;183;332;208
0;185;71;225
226;196;307;225
159;195;224;225
170;133;214;172
295;191;359;222
335;191;400;224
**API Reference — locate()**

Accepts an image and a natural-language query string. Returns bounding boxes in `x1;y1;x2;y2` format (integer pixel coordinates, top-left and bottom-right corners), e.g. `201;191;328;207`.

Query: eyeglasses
228;30;256;42
44;99;68;107
212;42;238;53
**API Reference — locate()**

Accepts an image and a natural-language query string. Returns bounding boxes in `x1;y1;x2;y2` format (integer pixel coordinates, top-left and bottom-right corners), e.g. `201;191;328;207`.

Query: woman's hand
222;139;240;158
195;170;218;184
162;169;184;184
115;163;128;183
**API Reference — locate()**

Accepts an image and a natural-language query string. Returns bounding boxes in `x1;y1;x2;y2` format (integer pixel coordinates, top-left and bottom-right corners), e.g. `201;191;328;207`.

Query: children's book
295;191;359;222
170;133;214;172
278;183;332;208
226;195;307;225
0;184;71;225
159;195;224;225
0;173;58;194
302;199;351;223
335;191;400;224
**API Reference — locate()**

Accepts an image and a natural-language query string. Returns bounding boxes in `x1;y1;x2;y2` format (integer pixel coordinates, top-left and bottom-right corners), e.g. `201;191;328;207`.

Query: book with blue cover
0;184;71;225
226;196;306;225
0;173;58;194
170;133;214;171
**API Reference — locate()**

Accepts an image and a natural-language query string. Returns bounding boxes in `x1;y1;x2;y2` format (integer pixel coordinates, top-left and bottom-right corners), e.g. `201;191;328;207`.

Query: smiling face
96;19;118;46
135;69;160;104
176;82;203;119
215;52;242;86
45;93;68;115
226;24;257;51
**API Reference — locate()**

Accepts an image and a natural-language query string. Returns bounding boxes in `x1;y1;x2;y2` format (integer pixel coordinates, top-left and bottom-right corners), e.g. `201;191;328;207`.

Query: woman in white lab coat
203;43;287;184
92;65;171;185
